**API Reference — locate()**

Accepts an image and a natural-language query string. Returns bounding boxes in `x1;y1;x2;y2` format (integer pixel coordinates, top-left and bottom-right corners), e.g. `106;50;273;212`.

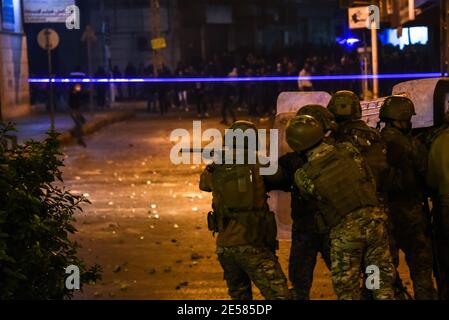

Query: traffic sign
151;37;167;50
348;6;370;29
37;28;60;50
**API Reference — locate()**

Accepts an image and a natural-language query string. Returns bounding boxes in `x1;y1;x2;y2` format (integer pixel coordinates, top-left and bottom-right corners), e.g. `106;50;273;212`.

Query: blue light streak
28;73;444;83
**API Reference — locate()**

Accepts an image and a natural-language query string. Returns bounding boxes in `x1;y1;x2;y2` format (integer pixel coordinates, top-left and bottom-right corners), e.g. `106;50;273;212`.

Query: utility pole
441;0;449;76
82;25;97;111
151;0;164;76
371;25;379;98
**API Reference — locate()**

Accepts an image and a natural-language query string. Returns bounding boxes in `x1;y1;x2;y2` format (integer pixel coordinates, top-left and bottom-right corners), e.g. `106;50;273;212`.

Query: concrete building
0;0;30;120
31;0;341;76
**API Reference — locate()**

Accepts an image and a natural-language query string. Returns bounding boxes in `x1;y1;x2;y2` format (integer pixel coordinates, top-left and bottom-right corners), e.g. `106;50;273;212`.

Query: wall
0;0;30;119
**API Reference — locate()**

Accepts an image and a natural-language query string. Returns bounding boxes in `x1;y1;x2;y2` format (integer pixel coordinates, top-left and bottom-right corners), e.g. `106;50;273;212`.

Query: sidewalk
12;111;134;144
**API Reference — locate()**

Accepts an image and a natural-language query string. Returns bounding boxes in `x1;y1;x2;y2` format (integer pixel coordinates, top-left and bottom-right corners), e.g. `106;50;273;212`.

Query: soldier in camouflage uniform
327;90;411;299
265;105;335;299
423;110;449;299
199;121;290;300
379;96;437;300
286;115;396;300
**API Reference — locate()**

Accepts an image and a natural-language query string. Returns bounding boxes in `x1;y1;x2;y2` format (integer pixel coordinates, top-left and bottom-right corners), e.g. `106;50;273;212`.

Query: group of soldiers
199;90;449;300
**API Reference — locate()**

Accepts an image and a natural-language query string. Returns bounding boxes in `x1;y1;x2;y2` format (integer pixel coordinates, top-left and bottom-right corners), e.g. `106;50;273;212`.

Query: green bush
0;122;100;299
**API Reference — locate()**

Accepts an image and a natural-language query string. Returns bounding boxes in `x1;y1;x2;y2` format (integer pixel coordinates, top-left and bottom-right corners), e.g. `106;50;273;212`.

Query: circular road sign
37;28;60;50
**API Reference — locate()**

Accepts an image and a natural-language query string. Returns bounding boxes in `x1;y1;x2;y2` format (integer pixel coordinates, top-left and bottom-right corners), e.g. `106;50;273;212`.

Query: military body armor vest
304;145;379;229
210;163;277;249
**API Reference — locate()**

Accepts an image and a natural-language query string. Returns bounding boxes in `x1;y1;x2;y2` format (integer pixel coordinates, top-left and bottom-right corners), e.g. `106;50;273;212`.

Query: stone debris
113;265;121;273
148;268;156;275
164;266;172;273
173;224;179;229
176;281;189;290
191;253;203;260
120;283;129;291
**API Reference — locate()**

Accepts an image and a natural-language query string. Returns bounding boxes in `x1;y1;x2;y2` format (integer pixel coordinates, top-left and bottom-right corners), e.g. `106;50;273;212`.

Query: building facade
27;0;341;77
0;0;30;119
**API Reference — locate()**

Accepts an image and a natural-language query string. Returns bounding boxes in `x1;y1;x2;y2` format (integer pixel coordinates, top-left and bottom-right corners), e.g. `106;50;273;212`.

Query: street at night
2;0;449;312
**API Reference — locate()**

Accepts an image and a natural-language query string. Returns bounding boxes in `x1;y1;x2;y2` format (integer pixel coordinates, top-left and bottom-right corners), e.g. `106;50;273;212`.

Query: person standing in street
220;68;238;125
68;83;86;148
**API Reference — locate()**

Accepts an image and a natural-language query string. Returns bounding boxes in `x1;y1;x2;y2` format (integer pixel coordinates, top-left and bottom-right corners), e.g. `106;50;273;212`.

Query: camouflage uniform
381;125;437;300
199;121;290;300
330;207;396;300
265;106;336;299
216;245;290;300
328;92;408;299
332;120;412;299
265;152;331;300
294;142;396;300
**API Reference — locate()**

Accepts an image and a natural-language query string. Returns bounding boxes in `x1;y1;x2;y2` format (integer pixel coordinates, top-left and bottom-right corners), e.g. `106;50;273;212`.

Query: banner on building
23;0;75;23
1;0;15;31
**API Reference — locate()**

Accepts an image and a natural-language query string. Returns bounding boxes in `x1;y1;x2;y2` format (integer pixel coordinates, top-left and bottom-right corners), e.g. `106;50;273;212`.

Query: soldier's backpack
336;120;388;188
210;163;277;249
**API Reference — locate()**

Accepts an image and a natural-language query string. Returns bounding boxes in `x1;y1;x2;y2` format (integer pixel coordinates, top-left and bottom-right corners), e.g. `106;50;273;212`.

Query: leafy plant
0;122;101;299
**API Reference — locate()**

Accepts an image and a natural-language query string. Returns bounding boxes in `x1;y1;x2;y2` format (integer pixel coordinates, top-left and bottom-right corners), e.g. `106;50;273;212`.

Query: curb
58;111;135;145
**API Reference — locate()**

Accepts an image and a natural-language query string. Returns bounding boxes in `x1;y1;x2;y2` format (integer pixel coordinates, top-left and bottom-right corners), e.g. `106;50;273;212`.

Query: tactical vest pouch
342;124;388;188
212;164;255;211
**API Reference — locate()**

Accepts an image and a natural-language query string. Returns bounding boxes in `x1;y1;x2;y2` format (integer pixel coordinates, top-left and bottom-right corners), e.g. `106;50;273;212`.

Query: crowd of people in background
29;43;435;124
